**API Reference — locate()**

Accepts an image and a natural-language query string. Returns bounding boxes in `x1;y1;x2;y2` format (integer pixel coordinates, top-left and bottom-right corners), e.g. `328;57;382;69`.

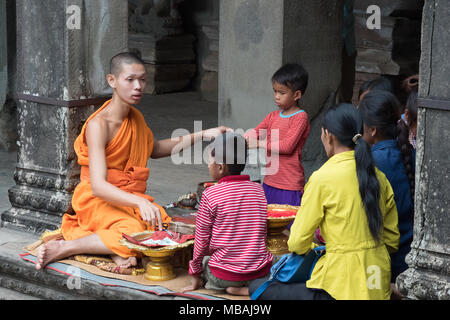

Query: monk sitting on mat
36;52;230;272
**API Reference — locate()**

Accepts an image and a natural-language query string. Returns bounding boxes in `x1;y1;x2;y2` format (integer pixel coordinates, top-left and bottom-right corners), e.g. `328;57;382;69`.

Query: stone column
0;1;6;111
1;0;128;234
396;0;450;300
219;0;343;181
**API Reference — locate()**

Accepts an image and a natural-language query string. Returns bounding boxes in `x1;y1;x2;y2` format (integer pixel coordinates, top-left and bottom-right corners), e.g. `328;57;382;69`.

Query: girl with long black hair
249;103;400;300
359;90;415;294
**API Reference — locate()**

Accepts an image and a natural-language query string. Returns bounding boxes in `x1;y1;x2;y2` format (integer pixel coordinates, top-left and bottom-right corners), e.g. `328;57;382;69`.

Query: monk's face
109;63;147;105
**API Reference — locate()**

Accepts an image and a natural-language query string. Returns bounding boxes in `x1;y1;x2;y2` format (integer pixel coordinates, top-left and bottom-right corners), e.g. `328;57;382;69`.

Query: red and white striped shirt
189;175;273;281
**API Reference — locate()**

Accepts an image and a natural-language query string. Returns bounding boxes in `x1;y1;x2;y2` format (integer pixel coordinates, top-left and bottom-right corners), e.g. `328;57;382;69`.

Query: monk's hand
202;126;234;141
246;135;259;149
137;198;163;231
180;275;204;293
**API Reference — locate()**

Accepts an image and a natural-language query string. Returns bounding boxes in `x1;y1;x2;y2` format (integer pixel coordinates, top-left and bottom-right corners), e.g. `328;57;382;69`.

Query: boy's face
272;81;301;110
108;63;147;105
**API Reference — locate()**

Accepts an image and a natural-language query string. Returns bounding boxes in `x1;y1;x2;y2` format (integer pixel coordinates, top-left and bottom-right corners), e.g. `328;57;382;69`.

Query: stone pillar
1;0;128;234
0;0;15;152
219;0;343;181
396;0;450;300
0;1;6;111
0;0;18;152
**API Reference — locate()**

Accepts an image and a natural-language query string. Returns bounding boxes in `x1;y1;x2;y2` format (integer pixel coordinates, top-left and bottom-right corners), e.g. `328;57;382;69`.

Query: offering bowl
120;231;194;281
266;205;299;255
266;216;296;255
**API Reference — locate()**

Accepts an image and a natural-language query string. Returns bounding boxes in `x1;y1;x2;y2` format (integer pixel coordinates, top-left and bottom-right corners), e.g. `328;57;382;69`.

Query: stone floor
0;91;219;300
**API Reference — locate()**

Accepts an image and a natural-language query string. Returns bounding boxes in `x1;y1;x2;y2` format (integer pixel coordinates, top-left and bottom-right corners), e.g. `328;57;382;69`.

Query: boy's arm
244;113;272;142
151;126;232;159
188;195;214;277
86;119;163;229
266;113;309;155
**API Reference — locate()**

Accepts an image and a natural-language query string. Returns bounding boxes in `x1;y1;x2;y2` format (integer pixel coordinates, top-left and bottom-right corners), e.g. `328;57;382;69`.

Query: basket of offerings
120;230;195;281
266;204;299;255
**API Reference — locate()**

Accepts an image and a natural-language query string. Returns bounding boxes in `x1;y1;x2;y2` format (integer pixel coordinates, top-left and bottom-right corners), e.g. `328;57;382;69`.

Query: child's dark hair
358;76;395;99
272;63;309;95
405;91;418;128
322;104;383;243
210;133;248;176
359;90;415;200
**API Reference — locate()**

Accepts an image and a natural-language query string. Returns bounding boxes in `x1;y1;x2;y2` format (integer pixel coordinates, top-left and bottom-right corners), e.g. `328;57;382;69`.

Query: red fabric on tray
122;231;194;248
149;231;194;243
267;209;297;218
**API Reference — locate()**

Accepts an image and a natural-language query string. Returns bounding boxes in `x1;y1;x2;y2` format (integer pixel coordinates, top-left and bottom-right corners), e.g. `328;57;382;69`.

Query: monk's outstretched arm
151;126;233;159
86;119;163;230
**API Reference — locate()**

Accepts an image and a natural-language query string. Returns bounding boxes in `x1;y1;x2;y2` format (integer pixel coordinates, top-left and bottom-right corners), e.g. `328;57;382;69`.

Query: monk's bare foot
226;287;249;296
111;255;137;269
36;240;68;270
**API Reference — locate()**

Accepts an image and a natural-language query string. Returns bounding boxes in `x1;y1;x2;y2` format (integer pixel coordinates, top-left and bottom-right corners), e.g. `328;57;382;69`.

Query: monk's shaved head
109;52;145;76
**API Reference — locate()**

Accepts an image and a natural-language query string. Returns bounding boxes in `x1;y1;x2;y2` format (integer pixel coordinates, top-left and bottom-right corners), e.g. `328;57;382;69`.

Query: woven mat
22;240;249;301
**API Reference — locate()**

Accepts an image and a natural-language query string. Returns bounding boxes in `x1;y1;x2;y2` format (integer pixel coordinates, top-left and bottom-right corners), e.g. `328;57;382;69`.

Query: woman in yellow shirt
249;103;400;300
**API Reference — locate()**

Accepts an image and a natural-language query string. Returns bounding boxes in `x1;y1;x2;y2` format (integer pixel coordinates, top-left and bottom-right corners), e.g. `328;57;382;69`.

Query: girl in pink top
245;63;311;207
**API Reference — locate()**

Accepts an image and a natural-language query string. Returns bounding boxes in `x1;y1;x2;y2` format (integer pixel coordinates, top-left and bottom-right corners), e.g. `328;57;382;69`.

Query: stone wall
0;0;17;152
179;0;220;102
0;1;6;111
352;0;423;104
128;0;196;95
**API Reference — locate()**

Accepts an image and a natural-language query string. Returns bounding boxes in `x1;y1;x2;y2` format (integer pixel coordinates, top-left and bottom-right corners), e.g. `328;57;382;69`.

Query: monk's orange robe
61;100;172;258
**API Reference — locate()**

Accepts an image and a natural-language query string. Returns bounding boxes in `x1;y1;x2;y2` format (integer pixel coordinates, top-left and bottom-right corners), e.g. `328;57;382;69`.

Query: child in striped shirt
245;63;310;207
181;133;273;296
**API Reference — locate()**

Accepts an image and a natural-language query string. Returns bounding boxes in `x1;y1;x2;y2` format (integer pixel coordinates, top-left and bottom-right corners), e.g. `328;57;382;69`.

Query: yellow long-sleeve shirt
288;151;400;300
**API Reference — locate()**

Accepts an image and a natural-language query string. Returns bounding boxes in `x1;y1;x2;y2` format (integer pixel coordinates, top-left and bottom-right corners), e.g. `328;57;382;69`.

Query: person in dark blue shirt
359;90;415;299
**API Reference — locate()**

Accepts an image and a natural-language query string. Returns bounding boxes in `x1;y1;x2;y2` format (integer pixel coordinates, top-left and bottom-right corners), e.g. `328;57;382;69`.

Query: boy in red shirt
181;133;273;296
245;63;311;207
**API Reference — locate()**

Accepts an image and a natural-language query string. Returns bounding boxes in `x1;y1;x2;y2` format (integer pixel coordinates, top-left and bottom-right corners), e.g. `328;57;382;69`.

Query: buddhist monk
36;52;230;271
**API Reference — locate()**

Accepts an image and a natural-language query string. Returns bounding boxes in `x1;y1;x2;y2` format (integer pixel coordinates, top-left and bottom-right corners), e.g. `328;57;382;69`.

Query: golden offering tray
266;205;299;255
120;231;194;282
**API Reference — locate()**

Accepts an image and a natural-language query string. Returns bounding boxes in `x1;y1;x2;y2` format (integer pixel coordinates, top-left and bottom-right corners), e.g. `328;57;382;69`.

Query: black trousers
249;276;335;300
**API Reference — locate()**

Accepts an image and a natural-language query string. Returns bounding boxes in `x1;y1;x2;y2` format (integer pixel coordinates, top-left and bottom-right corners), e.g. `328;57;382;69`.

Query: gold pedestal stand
266;217;295;255
143;250;178;281
120;231;194;282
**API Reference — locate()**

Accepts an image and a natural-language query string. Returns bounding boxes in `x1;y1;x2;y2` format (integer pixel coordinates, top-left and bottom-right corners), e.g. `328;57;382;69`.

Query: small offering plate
120;231;194;281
